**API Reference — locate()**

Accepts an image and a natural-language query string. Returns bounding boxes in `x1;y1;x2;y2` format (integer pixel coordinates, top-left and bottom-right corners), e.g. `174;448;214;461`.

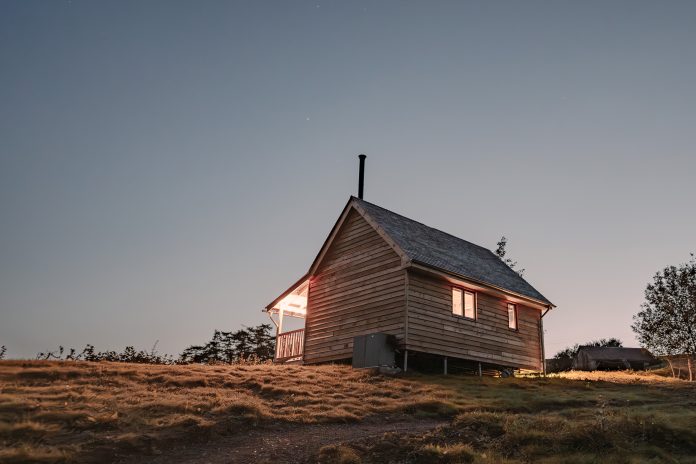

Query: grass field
1;361;695;463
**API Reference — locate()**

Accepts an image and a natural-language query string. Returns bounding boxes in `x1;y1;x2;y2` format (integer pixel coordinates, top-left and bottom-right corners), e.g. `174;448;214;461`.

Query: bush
36;342;175;364
31;324;276;365
316;444;362;464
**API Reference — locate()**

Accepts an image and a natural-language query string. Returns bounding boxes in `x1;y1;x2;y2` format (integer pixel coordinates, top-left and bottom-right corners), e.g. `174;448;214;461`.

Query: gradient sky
2;1;695;359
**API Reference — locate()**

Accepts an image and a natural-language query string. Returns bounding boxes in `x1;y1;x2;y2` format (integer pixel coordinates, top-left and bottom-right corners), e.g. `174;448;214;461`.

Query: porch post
540;308;547;376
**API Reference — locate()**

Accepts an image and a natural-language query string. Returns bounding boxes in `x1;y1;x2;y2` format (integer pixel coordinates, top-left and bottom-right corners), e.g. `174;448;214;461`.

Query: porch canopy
265;276;308;362
267;277;308;331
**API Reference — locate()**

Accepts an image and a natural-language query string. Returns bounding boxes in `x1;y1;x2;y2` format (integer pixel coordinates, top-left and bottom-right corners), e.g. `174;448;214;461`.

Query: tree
249;324;275;360
0;345;6;360
632;254;696;381
553;338;623;360
495;236;525;277
179;324;276;364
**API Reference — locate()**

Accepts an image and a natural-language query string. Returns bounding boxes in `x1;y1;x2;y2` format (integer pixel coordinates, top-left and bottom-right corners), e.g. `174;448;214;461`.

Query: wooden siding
406;270;543;370
304;209;405;363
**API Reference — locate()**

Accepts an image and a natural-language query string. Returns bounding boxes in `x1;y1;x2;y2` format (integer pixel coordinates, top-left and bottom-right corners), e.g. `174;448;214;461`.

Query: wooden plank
405;270;543;370
310;274;404;306
310;267;404;300
304;212;406;364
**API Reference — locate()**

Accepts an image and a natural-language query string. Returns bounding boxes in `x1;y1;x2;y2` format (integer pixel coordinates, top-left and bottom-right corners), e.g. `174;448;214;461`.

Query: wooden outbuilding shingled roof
353;197;553;306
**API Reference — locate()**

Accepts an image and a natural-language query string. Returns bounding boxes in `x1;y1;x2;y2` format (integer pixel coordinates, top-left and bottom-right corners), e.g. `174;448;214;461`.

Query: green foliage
553;338;623;360
632;254;696;357
31;324;276;365
37;341;175;364
179;324;275;364
495;236;525;277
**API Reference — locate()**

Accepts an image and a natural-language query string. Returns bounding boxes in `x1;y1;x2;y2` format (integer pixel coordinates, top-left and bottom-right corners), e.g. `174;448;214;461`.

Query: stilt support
444;356;448;375
403;350;408;372
478;362;482;377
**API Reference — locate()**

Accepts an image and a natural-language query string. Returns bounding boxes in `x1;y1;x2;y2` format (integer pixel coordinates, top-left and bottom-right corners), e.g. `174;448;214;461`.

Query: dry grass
316;444;362;464
1;361;695;463
0;360;453;462
316;371;696;464
552;369;688;385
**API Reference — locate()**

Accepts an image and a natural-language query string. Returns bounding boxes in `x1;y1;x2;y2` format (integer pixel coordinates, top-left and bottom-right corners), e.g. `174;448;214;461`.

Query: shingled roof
353;197;553;306
575;347;655;362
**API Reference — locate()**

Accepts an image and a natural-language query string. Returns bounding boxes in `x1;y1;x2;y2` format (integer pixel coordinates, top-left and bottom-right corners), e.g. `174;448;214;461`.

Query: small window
508;303;517;330
464;291;475;319
452;287;476;319
452;288;463;316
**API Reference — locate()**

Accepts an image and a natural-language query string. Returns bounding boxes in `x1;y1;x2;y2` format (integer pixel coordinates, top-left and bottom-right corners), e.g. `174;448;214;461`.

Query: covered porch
266;277;308;363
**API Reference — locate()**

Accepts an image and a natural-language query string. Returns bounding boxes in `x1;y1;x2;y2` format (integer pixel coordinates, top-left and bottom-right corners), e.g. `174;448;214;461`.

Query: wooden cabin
265;196;554;373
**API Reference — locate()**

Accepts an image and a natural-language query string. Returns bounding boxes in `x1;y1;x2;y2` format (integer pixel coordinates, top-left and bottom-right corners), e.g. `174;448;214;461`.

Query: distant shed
572;347;657;371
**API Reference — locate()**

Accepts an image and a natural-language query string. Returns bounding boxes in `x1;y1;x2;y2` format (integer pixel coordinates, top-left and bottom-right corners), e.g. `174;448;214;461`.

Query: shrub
316;444;362;464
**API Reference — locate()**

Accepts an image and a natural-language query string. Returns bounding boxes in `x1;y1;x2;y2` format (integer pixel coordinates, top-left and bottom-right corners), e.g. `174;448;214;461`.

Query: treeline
179;325;274;363
29;324;275;365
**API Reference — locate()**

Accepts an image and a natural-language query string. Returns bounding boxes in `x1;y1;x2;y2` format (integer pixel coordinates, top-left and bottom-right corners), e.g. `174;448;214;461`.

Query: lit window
452;287;476;319
464;291;475;319
508;303;517;330
452;288;463;316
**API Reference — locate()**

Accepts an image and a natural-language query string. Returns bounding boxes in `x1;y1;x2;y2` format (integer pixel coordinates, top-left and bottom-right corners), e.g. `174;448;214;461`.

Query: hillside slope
1;361;694;463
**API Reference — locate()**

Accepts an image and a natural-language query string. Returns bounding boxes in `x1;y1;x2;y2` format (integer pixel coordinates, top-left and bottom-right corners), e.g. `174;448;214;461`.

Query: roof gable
307;198;408;276
352;197;553;306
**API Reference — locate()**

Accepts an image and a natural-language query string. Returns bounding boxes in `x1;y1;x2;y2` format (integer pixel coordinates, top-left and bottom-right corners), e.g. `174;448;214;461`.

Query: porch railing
275;328;305;361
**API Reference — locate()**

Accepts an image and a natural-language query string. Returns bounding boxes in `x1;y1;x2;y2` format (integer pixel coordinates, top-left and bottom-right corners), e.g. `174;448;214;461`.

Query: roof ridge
353;196;498;258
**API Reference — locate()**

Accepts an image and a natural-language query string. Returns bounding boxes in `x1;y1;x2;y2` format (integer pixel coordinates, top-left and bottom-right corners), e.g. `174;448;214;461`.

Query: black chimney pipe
358;154;366;199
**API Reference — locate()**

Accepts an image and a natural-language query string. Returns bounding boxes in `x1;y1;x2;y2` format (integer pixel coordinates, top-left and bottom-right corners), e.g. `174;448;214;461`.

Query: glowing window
508;303;517;330
452;288;463;316
464;291;475;319
452;287;476;319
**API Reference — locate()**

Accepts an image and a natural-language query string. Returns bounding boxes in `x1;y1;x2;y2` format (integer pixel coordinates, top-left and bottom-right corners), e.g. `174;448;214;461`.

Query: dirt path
125;418;446;464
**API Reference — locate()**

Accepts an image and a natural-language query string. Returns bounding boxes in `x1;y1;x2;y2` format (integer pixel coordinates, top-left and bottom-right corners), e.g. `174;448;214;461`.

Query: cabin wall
405;270;543;370
304;209;406;364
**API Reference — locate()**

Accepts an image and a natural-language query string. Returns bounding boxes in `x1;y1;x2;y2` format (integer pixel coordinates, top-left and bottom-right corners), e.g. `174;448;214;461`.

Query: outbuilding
572;347;657;371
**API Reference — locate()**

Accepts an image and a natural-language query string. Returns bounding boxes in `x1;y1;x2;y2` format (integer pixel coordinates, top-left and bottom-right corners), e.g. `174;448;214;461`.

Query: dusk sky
2;1;695;359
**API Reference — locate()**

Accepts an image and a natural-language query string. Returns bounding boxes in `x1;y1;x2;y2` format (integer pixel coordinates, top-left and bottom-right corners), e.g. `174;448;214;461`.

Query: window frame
451;286;477;320
507;302;518;331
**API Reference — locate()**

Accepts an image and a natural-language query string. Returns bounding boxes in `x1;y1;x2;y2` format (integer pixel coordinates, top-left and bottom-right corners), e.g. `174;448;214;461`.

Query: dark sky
2;1;695;358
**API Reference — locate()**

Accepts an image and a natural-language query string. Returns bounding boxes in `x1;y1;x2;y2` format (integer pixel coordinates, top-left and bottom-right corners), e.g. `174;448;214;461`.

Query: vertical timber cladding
406;270;543;370
304;209;406;363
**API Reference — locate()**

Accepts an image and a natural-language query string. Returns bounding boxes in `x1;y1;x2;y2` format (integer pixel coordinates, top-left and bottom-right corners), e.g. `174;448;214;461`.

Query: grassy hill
1;361;694;463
